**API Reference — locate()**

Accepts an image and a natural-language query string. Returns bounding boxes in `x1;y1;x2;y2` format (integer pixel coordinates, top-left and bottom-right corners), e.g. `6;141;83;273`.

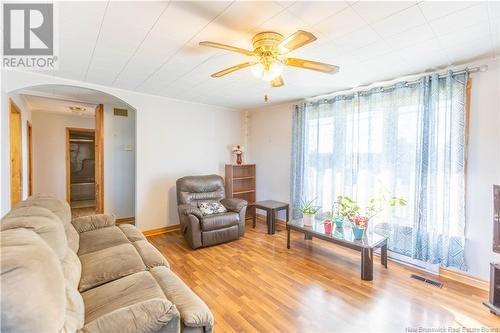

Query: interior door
9;99;23;207
95;104;104;213
27;121;33;196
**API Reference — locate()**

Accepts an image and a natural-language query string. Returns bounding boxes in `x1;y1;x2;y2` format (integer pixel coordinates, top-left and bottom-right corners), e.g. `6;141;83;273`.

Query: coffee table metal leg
285;206;289;222
381;244;388;268
271;209;276;234
287;227;290;249
304;233;312;240
361;248;374;281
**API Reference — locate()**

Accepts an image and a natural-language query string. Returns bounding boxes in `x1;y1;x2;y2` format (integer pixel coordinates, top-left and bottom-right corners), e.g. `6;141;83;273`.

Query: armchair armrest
71;214;115;233
78;298;180;333
221;198;247;213
178;204;203;219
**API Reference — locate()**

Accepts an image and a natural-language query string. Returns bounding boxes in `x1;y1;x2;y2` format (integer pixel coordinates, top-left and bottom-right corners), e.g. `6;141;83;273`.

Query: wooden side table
252;200;289;234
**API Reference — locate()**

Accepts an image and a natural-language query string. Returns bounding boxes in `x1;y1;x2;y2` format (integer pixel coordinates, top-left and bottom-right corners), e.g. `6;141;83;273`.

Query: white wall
246;58;500;280
104;104;135;218
31;111;94;200
1;69;244;232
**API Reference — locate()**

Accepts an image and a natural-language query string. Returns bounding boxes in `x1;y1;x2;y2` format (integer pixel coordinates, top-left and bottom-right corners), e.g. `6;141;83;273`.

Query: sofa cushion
79;243;146;292
62;284;85;332
118;223;146;242
78;226;129;255
200;212;239;231
79;299;180;333
151;266;214;331
72;214;116;233
1;206;68;260
133;240;170;269
61;249;82;288
17;194;72;225
0;228;66;333
82;271;168;324
16;195;80;252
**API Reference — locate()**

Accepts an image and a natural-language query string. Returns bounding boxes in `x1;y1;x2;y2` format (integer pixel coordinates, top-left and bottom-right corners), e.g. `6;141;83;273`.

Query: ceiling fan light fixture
252;60;283;82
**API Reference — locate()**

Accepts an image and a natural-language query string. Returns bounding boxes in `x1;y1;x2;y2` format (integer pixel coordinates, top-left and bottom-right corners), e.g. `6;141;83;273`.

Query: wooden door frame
27;121;33;196
95;104;104;213
66;127;96;204
9;98;23;208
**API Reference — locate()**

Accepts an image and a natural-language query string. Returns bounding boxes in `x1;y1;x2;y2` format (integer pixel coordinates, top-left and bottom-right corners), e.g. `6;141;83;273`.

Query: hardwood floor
148;221;499;332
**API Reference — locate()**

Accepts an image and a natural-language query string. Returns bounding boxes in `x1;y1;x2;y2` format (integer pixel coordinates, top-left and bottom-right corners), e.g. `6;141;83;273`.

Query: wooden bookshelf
225;164;256;216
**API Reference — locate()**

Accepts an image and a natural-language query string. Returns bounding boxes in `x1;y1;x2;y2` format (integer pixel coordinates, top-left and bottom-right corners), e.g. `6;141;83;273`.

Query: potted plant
323;210;334;234
336;194;406;240
299;199;321;227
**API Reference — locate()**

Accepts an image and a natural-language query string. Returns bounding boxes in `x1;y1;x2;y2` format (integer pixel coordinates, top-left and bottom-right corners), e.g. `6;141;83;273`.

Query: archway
2;84;137;226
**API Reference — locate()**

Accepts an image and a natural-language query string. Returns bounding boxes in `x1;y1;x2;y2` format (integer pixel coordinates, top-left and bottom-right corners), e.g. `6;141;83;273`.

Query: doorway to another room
67;128;96;216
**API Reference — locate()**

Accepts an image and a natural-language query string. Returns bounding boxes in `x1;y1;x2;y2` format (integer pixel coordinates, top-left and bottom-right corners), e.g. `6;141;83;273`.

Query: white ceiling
20;84;131;117
22;94;97;118
37;1;499;109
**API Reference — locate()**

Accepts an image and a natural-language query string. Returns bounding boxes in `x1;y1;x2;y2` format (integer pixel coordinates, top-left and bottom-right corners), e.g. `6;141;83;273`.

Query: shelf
233;189;255;195
233;176;255;181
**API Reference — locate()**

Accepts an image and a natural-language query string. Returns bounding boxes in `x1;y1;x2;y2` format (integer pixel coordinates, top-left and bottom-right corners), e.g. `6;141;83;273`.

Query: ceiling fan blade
211;62;256;78
285;58;339;74
199;41;254;56
271;75;284;88
278;30;317;53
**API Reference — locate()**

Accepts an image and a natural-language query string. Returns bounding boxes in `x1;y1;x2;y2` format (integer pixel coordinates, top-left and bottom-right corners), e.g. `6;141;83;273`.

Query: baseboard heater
410;274;443;288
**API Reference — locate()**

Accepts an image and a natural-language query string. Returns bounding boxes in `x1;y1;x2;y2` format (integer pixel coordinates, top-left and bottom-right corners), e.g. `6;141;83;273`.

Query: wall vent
410;274;443;288
113;108;128;117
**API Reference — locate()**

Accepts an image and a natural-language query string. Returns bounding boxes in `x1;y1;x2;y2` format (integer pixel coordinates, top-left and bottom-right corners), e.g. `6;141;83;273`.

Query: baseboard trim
143;225;180;237
439;268;489;291
116;216;135;225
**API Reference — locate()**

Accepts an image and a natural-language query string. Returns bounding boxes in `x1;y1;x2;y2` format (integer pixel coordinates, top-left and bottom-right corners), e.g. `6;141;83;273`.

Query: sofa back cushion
1;228;66;333
17;195;80;252
1;206;68;260
176;175;225;206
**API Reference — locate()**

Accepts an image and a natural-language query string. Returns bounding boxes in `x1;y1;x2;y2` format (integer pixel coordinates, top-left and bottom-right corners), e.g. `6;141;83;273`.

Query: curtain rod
305;64;488;103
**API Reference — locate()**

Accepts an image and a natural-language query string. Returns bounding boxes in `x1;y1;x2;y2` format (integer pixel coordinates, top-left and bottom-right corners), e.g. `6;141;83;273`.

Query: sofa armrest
78;298;180;333
151;266;214;333
71;214;115;233
221;198;247;213
178;204;203;220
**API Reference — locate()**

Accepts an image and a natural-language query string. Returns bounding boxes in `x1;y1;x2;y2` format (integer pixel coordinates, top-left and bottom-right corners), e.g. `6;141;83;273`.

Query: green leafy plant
336;194;407;223
299;198;321;215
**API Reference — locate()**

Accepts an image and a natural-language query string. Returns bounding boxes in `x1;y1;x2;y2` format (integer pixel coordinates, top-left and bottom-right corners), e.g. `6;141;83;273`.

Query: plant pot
334;216;344;227
323;220;333;233
352;226;365;240
303;213;315;227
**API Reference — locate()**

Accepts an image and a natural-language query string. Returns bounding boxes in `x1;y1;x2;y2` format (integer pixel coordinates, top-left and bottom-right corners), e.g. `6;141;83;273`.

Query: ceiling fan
199;30;339;88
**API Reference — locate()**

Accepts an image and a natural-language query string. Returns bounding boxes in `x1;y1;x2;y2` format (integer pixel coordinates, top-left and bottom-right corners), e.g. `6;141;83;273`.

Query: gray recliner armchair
176;175;248;249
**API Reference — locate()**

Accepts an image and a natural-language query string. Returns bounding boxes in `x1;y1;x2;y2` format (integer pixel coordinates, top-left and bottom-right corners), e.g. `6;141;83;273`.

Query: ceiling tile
429;3;489;36
371;5;427;39
351;1;416;24
385;24;435;50
86;1;169;85
445;37;494;64
286;1;349;26
55;1;108;81
418;1;479;21
438;22;491;49
314;7;367;40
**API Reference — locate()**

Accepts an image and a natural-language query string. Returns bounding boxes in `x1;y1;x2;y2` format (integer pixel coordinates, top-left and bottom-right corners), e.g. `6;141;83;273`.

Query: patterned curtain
290;70;468;270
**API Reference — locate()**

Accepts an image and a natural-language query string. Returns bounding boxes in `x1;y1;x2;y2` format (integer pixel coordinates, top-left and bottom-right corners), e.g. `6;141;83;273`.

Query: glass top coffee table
286;219;388;281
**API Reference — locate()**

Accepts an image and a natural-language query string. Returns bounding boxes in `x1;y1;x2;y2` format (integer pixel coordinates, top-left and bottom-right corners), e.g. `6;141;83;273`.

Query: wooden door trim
27;121;33;196
66;127;95;204
95;104;104;213
9;98;23;208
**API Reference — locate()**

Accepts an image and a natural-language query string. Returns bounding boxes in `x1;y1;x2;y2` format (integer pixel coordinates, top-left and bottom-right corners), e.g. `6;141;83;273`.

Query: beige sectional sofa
1;195;214;333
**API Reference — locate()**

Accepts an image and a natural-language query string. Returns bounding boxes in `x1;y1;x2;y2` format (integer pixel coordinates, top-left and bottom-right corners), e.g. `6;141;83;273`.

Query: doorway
9;99;23;208
66;128;96;213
